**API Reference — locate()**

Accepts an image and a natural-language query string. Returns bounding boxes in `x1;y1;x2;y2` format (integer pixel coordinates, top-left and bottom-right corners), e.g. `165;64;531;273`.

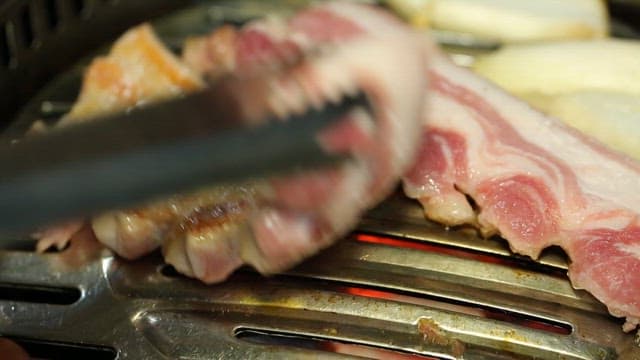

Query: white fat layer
91;213;119;251
350;108;376;139
426;90;630;235
583;212;636;230
247;15;291;44
257;9;427;236
569;262;638;329
244;209;316;274
431;56;640;216
424;90;562;208
92;211;164;259
430;89;572;195
623;317;639;332
615;243;640;260
312;36;426;170
264;48;358;120
266;31;426;177
300;2;430;174
270;4;427;237
323;162;371;234
185;222;243;282
266;76;308;119
244;1;427;182
422;193;476;226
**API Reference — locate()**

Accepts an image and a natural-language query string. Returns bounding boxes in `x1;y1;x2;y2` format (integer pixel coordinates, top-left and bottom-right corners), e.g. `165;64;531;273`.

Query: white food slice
472;40;640;160
472;40;640;96
432;0;607;42
386;0;607;42
526;91;640;160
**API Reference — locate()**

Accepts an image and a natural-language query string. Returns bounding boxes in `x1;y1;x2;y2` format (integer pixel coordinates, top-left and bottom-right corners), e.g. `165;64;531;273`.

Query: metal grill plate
1;208;638;358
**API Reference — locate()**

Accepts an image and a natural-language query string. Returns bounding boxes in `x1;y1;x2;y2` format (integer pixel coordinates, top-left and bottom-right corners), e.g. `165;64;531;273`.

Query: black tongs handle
0;87;369;234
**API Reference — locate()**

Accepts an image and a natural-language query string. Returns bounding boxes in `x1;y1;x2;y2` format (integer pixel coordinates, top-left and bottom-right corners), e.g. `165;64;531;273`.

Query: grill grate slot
19;5;35;48
0;25;10;66
42;0;61;30
6;337;116;360
235;328;445;360
69;0;86;17
0;282;81;305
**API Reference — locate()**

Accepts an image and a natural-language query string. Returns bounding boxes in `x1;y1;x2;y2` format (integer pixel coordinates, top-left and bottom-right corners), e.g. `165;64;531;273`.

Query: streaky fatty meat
36;2;428;283
403;51;640;332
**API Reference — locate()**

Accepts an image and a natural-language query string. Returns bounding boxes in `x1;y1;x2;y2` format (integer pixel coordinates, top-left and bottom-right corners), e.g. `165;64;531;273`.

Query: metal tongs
0;77;370;233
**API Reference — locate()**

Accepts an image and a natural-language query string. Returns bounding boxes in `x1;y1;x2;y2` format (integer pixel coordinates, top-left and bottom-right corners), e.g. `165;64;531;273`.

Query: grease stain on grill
0;282;80;305
417;318;465;358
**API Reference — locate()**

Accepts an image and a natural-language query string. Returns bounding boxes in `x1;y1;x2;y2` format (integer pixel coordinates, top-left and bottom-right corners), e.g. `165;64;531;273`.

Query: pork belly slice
403;53;640;331
164;1;427;282
37;2;427;283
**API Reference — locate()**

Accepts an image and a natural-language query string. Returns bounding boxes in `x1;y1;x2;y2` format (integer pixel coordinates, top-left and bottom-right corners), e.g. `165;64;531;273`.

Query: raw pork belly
38;2;427;283
403;52;640;331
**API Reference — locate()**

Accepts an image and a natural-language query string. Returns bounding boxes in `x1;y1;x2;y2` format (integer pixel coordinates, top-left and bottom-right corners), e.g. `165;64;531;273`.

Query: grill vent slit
6;338;116;360
235;328;445;360
70;0;86;17
0;26;10;66
43;0;60;30
0;282;81;305
19;5;34;48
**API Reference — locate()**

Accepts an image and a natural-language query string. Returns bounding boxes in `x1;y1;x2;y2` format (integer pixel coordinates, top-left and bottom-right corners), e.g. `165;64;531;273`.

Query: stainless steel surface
1;202;638;359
